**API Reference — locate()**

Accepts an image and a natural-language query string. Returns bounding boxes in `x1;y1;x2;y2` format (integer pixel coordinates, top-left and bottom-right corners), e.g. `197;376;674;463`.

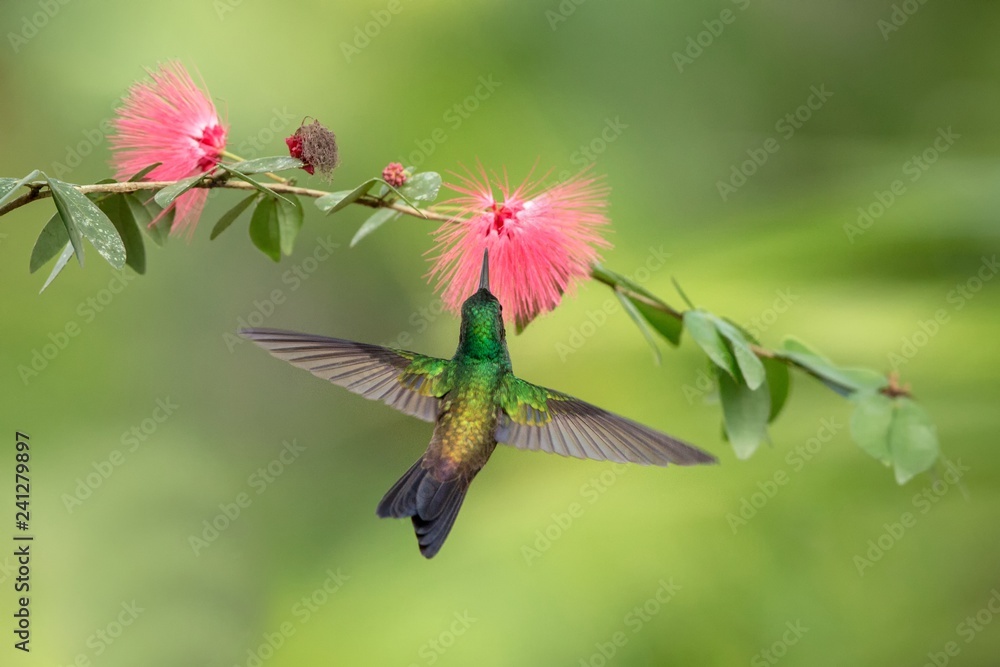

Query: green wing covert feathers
240;251;715;558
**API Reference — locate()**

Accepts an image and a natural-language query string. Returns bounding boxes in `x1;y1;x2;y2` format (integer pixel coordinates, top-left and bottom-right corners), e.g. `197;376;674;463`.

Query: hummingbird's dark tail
376;458;470;558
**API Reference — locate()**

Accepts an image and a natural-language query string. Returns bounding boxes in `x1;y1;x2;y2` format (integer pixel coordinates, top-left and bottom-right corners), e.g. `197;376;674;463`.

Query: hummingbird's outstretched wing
496;377;716;466
239;328;450;422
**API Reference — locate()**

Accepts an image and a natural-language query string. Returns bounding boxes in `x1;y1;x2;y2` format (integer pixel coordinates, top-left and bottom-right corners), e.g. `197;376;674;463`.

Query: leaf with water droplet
46;175;125;270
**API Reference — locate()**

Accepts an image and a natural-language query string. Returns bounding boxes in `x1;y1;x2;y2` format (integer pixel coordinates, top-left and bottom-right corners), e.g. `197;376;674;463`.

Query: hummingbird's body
241;252;715;557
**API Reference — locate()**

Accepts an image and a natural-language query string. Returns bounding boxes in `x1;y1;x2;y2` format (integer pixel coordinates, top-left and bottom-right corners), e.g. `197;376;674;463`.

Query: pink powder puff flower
109;61;228;236
429;163;612;329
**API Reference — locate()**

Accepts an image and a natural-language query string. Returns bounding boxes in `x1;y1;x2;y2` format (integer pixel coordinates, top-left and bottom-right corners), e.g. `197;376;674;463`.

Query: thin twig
0;178;453;221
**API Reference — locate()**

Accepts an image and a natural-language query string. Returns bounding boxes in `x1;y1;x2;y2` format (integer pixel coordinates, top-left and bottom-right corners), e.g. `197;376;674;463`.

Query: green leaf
398;171;442;203
714;318;766;390
249;197;280;262
97;195;145;274
836;368;890;391
721;316;761;344
276;194;304;256
46;176;126;270
888;398;940;484
153;175;203;208
0;170;40;208
849;392;939;483
614;290;662;365
850;391;893;464
684;310;738;379
127;162;162;182
210;194;258;240
57;202;86;267
40;242;75;293
217;165;293;205
350;207;400;248
590;264;682;347
124;194;152;227
29;213;70;273
125;194;171;246
226;156;304;175
0;177;20;203
631;298;682;346
780;337;834;364
148;214;173;244
762;356;790;422
778;336;887;396
718;365;771;459
316;179;378;214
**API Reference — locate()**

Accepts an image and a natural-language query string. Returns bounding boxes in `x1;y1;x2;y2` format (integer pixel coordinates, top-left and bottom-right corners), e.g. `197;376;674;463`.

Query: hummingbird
240;251;715;558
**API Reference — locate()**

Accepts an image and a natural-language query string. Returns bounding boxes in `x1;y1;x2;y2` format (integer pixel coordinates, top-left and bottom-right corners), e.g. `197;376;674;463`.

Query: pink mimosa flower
109;61;228;235
429;164;612;329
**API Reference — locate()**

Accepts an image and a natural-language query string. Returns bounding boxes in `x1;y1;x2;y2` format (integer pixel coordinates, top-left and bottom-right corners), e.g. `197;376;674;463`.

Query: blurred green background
2;1;998;665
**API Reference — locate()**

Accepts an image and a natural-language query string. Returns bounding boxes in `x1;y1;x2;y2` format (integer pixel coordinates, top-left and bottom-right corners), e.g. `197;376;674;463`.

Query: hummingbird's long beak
479;249;490;292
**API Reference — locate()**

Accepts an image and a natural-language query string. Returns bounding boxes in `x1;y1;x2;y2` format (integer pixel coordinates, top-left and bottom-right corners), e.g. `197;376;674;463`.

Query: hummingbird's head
456;250;508;361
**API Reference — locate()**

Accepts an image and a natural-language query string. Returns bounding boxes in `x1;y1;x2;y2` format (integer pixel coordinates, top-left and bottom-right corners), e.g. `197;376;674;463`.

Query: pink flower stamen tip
109;61;228;236
429;164;612;329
